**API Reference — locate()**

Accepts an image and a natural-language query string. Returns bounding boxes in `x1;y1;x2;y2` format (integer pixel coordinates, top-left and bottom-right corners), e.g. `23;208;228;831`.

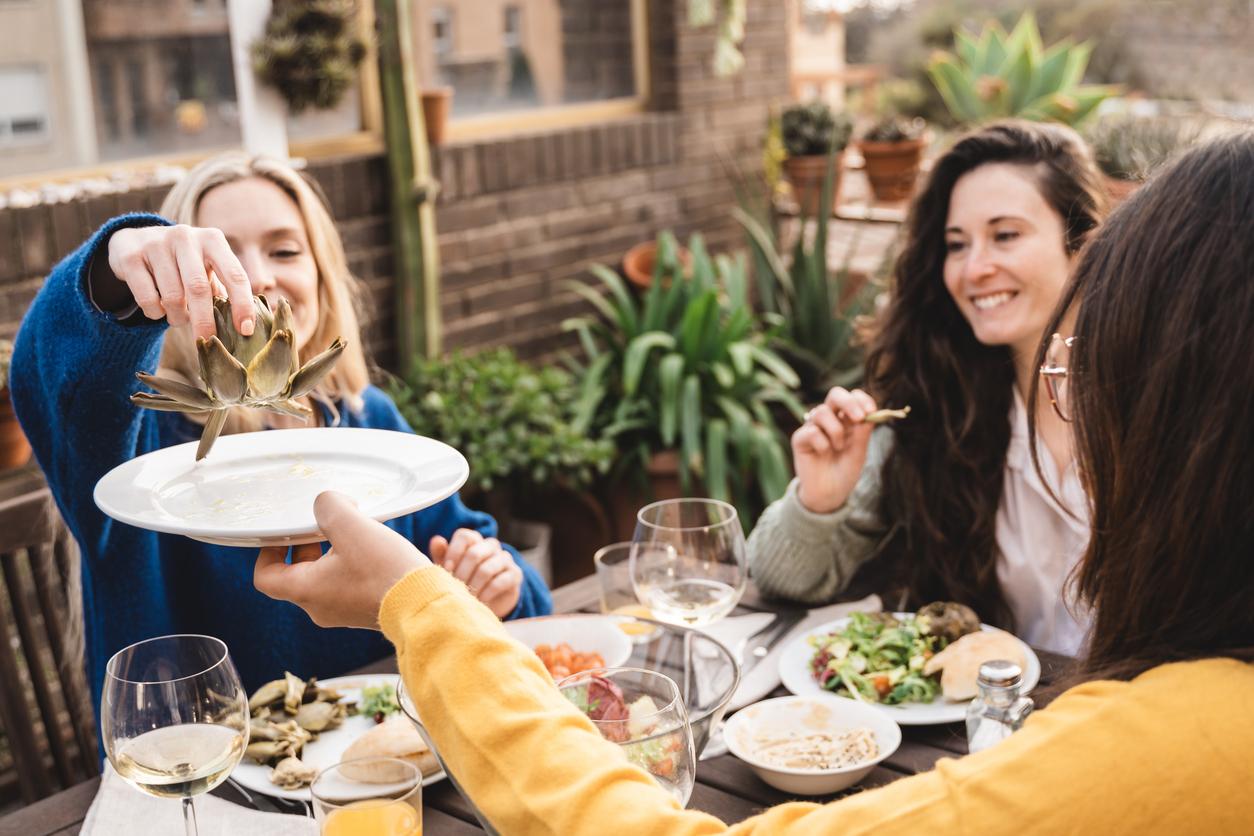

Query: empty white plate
94;427;469;547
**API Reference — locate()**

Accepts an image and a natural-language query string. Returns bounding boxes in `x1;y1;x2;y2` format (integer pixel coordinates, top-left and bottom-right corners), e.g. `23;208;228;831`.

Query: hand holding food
792;387;882;514
132;294;346;459
253;491;433;629
429;528;524;618
100;224;256;339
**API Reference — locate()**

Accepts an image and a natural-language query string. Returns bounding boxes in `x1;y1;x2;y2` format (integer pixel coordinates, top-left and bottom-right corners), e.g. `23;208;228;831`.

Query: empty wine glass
102;634;248;836
557;667;696;806
630;498;747;627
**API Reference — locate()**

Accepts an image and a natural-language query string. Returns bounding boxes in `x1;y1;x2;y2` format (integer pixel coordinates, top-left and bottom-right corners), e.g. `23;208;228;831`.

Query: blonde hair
157;152;371;431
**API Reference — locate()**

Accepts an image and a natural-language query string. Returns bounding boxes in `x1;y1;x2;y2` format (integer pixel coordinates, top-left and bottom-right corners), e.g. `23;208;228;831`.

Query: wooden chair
0;488;99;806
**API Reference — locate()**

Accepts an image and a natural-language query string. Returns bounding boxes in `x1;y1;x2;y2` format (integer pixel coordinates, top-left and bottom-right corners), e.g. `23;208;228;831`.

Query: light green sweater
747;427;895;604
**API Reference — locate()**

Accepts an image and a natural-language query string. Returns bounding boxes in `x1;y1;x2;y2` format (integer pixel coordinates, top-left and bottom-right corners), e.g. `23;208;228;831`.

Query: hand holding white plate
94;428;468;547
777;613;1041;725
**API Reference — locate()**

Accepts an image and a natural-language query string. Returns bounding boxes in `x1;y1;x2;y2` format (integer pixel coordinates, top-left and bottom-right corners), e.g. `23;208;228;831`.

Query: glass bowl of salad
557;667;697;806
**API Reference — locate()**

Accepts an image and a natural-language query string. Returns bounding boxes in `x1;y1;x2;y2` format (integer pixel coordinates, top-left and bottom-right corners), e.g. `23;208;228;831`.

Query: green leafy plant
1085;115;1199;182
927;11;1118;127
862;115;928;144
252;0;368;114
387;349;614;513
734;152;878;403
781;102;854;158
563;233;803;528
687;0;747;77
0;338;12;391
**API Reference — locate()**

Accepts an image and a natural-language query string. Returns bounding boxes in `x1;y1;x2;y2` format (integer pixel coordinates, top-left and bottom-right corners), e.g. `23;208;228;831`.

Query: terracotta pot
604;450;690;542
0;391;32;470
1104;174;1139;205
622;241;692;291
783;152;845;217
421;87;453;146
858;137;926;202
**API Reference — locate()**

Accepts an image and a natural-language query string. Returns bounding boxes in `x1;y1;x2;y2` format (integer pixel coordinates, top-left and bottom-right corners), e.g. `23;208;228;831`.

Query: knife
738;608;806;677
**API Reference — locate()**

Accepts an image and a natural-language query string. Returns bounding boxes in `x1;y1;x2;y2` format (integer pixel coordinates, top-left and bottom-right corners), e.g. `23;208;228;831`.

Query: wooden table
0;576;1069;835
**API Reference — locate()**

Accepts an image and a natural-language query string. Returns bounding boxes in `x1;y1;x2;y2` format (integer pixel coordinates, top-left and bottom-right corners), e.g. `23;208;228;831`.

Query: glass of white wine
630;498;747;628
102;634;248;836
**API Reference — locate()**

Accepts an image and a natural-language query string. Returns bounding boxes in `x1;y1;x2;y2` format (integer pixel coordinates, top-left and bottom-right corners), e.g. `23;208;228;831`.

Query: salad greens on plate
808;605;977;705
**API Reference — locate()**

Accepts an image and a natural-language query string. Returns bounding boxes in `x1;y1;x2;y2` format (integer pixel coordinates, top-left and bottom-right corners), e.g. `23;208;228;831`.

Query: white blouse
996;390;1091;655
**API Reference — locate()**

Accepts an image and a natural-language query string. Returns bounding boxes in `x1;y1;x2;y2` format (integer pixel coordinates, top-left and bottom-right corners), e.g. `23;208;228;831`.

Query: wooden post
375;0;442;373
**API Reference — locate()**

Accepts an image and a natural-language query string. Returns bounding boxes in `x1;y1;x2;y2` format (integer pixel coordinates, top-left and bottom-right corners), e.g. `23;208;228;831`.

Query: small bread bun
340;715;441;781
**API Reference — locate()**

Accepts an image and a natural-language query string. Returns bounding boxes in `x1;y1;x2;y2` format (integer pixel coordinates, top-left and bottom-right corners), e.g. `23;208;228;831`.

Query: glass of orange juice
594;542;662;644
311;757;422;836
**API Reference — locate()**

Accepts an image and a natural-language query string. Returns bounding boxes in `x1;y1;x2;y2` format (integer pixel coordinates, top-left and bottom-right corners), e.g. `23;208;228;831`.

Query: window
503;5;521;49
0;67;51;148
412;0;647;126
432;6;453;57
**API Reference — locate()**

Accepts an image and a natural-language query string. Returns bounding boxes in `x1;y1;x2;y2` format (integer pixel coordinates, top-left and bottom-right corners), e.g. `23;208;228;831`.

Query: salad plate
231;674;446;802
94;427;468;547
778;613;1041;725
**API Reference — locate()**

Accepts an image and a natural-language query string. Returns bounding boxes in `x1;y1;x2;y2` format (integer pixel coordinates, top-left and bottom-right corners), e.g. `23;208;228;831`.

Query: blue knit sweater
11;213;552;717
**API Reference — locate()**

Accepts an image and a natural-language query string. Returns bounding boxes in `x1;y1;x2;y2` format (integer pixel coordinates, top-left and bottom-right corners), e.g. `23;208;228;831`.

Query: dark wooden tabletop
0;575;1070;835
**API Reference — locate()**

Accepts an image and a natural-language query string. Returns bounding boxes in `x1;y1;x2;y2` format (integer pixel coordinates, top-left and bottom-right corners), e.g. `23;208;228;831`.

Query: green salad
808;611;947;705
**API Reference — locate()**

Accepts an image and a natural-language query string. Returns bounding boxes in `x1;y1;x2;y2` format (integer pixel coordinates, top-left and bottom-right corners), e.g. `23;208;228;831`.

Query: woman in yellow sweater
255;134;1254;833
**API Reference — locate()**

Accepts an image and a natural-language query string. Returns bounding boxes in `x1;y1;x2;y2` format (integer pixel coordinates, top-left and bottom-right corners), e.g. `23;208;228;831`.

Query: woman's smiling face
942;163;1073;360
197;177;320;351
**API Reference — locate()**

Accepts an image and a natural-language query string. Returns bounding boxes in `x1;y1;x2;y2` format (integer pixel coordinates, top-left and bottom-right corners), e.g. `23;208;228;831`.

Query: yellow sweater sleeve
380;568;1254;835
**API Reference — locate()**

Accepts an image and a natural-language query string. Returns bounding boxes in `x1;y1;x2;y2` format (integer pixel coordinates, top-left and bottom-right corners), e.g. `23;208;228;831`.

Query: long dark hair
865;120;1105;629
1034;132;1254;680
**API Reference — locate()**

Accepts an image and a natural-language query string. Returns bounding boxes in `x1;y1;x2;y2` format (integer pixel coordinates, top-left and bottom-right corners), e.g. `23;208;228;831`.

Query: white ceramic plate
231;674;446;802
93;427;469;547
778;613;1041;726
502;614;634;670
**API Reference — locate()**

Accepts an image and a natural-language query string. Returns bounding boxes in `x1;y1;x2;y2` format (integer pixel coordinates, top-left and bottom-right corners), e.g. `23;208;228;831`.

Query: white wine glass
102;634;249;836
630;498;747;628
557;667;696;806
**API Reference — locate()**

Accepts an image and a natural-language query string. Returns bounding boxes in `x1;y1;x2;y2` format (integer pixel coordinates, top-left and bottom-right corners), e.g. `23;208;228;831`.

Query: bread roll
923;629;1027;701
340;715;441;781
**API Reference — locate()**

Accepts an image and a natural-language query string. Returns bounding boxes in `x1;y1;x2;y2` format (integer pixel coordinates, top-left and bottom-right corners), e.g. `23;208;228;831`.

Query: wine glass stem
182;796;198;836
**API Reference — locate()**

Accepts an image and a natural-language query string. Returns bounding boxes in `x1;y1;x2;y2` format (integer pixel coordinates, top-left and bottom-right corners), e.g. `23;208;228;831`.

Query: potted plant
927;12;1118;128
1085;114;1199;205
564;232;804;539
622;238;692;292
252;0;368;114
780;101;854;217
0;338;33;470
857;115;929;202
387;348;614;585
421;87;453;146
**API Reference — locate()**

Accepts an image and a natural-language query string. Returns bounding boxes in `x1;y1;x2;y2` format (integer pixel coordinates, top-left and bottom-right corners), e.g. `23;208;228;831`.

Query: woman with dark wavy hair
256;133;1254;833
748;120;1106;654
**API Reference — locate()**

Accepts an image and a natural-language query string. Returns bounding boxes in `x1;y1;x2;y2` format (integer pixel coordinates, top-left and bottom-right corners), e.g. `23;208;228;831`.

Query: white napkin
719;594;881;712
83;765;316;836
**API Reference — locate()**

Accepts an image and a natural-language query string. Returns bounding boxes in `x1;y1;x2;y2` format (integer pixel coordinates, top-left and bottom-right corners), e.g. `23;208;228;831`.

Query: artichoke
131;295;345;460
916;601;982;644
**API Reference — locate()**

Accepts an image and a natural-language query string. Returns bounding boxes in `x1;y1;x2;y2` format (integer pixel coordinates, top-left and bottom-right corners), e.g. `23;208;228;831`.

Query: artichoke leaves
130;295;345;460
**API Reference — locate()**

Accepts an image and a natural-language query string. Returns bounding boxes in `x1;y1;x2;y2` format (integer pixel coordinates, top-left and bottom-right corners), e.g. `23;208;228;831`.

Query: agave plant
132;295;345;460
927;12;1119;127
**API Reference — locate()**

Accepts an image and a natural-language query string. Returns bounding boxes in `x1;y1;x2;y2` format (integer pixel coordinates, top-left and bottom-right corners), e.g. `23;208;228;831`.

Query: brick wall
0;0;792;371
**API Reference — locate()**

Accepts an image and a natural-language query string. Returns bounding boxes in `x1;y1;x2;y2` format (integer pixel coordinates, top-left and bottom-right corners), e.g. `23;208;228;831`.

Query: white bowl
503;614;633;669
724;695;902;795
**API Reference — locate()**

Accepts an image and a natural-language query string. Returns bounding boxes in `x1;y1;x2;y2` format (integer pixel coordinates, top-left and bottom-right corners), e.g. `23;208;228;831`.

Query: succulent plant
1085;115;1199;182
131;295;345;460
927;12;1118;128
781;101;855;158
862;115;927;144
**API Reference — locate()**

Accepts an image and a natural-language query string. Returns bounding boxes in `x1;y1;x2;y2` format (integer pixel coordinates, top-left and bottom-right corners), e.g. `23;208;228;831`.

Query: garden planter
421;87;453;146
0;392;32;470
858;137;926;202
784;152;845;218
605;451;691;543
1104;175;1139;205
623;242;692;291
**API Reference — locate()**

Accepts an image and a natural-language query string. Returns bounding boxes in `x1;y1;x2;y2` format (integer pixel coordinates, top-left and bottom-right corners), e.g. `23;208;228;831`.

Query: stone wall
0;0;792;371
